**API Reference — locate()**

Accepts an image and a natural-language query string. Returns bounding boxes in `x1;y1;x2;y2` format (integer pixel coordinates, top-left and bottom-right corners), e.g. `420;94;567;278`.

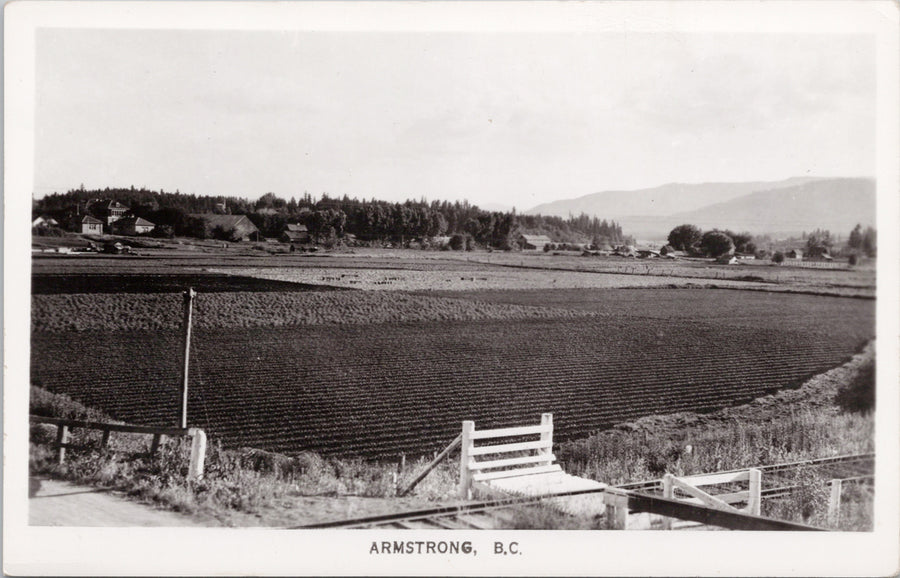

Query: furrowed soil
31;287;874;459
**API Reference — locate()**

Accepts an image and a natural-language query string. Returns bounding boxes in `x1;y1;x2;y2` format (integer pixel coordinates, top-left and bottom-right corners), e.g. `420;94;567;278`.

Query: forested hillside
34;187;630;248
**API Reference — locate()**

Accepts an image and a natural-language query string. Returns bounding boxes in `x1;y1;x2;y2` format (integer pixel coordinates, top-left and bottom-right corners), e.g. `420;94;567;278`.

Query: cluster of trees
33;186;630;249
667;225;756;258
847;224;877;257
668;222;877;261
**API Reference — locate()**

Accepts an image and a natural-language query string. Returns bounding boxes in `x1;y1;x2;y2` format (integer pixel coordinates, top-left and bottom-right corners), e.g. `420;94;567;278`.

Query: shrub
772;251;785;264
448;234;465;251
33;226;65;237
151;225;175;239
848;253;859;266
835;358;875;413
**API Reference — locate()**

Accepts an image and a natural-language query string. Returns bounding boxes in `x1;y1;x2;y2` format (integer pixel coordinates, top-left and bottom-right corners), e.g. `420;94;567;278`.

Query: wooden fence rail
397;434;462;497
30;415;207;480
660;468;761;529
604;487;826;531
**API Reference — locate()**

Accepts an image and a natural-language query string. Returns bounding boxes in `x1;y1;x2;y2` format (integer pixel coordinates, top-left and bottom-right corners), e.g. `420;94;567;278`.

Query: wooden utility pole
180;287;196;429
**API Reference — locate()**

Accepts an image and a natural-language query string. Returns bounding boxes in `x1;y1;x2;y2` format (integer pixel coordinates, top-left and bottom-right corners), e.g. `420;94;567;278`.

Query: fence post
459;421;474;499
748;468;762;516
661;473;674;530
56;425;69;465
149;433;162;455
540;413;553;467
604;490;629;530
100;430;111;449
828;479;843;525
187;428;207;481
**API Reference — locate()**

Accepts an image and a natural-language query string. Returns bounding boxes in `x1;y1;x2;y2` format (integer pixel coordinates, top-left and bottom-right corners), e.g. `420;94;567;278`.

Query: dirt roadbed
29;477;214;527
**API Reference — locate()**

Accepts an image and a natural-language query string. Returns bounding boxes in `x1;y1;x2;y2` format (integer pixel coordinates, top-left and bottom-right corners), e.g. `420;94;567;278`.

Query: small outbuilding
716;254;739;265
280;223;309;244
192;214;260;241
78;215;104;234
32;215;60;228
518;234;553;251
112;216;155;236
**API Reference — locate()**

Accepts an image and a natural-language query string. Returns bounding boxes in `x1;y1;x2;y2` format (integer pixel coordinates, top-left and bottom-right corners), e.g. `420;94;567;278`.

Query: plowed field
30;288;874;459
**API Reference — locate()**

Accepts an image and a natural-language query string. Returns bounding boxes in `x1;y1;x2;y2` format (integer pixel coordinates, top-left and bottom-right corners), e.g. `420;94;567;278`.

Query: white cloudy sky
35;29;875;209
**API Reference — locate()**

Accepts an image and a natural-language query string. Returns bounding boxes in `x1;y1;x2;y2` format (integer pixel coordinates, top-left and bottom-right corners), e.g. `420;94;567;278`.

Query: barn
112;216;156;236
518;234;552;251
280;223;309;243
32;215;59;228
193;214;260;241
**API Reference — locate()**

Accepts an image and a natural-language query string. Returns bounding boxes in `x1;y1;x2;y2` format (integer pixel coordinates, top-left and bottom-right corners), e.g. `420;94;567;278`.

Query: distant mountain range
525;177;875;239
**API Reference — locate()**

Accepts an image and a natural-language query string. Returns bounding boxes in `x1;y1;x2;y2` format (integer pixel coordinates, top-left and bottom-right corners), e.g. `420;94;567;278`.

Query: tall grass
30;386;460;524
558;409;874;486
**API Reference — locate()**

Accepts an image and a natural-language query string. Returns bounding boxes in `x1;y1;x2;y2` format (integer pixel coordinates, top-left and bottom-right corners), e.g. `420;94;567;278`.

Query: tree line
33;186;630;249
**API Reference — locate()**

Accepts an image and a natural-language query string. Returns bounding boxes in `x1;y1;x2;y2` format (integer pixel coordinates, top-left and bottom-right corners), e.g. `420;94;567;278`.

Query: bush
848;253;859;266
700;230;735;258
211;225;242;242
772;251;785;264
33;226;65;237
835;358;875;413
448;234;465;251
150;225;175;239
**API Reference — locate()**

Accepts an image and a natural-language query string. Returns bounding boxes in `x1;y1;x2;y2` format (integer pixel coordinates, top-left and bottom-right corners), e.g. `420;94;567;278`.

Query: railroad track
618;453;875;499
296;453;874;530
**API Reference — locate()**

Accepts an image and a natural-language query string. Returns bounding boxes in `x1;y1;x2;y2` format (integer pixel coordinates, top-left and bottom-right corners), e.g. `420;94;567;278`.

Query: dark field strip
31;254;504;276
31;295;873;459
31;273;338;294
420;288;875;330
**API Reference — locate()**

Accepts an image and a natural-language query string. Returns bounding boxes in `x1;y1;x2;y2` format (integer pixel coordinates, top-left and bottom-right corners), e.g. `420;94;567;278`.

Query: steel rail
295;453;873;530
292;486;609;529
617;453;874;492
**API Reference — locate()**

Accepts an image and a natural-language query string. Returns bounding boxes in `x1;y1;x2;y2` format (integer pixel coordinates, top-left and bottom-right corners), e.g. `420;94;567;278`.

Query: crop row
31;290;596;332
31;301;873;458
212;266;771;292
31;273;331;294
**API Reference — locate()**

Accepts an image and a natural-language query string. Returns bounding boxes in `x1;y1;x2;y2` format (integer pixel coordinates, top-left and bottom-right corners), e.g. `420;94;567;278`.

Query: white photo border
4;2;899;576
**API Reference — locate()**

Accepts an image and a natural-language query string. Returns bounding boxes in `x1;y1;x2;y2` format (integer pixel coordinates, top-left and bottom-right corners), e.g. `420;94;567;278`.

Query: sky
34;29;875;209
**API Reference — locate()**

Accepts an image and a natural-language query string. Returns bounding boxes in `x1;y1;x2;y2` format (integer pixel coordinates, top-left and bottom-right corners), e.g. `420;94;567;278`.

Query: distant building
660;245;686;259
78;215;104;234
716;254;739;265
613;245;637;257
280;223;309;244
636;249;661;259
192;213;260;241
101;200;130;228
32;215;59;228
787;249;803;260
112;216;156;236
518;234;552;251
806;246;833;260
